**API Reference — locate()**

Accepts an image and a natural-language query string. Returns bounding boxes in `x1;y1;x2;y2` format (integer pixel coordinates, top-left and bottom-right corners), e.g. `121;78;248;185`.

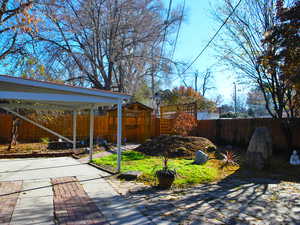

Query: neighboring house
197;111;219;120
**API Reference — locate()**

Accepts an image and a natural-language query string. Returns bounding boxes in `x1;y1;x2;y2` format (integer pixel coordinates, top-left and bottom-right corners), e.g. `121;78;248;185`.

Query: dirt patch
0;142;85;155
0;143;49;154
135;135;216;158
0;152;74;158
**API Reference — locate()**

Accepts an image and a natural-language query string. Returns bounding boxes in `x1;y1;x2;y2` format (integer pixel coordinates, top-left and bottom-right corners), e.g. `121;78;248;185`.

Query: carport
0;75;130;171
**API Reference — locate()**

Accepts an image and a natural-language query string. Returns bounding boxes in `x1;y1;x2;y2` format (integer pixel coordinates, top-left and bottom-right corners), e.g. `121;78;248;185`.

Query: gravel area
108;177;300;225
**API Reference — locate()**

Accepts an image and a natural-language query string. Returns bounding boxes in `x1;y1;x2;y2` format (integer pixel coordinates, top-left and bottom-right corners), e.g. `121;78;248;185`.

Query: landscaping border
88;162;117;175
0;151;74;159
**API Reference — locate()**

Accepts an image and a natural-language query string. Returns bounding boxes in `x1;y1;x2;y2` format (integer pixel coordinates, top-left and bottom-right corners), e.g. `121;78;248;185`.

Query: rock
118;171;142;181
194;150;209;165
246;152;265;170
73;148;83;155
246;127;272;170
48;141;72;150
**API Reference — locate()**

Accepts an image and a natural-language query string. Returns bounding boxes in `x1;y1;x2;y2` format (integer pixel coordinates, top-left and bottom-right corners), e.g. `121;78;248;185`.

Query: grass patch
92;151;221;187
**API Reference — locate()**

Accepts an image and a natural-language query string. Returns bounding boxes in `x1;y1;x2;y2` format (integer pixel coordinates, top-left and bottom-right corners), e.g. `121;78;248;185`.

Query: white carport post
73;110;77;152
89;108;94;162
117;101;122;172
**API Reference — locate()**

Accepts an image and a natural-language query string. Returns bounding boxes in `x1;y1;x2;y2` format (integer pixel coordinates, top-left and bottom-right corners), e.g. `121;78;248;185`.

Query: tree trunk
7;116;21;150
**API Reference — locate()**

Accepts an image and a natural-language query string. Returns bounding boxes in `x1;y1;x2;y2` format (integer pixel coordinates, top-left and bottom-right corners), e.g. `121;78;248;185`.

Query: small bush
171;112;197;136
41;137;49;144
221;151;239;167
220;112;249;118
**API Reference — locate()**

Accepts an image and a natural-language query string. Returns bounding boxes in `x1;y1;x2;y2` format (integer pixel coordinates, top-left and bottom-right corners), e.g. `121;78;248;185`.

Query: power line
178;0;243;81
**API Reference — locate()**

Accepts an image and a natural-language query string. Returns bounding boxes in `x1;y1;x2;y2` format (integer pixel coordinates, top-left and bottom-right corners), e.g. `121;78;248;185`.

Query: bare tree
213;94;223;107
200;69;215;97
213;0;296;119
194;69;215;97
33;0;181;94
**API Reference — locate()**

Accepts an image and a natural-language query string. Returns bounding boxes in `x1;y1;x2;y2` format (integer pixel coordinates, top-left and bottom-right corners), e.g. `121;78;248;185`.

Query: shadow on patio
125;168;300;224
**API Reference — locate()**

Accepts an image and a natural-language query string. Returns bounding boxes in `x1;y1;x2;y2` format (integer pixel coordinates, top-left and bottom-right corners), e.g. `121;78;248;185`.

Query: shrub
220;112;249;118
41;137;49;144
221;151;239;167
171;112;197;136
220;112;237;118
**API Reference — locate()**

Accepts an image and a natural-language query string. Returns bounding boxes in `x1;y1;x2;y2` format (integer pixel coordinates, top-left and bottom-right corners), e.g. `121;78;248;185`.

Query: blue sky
163;0;239;104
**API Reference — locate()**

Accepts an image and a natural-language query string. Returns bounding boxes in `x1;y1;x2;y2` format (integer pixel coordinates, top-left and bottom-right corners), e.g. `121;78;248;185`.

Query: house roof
0;75;131;110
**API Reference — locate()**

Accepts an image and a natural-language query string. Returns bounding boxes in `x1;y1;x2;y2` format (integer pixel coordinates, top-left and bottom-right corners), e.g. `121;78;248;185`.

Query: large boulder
194;150;209;165
246;127;272;170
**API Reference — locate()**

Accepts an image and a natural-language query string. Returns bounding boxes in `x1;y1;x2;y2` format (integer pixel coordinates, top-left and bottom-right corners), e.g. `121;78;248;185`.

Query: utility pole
194;71;198;92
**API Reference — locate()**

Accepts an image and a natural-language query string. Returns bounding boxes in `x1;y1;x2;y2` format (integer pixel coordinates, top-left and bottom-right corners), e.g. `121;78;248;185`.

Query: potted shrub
155;153;176;189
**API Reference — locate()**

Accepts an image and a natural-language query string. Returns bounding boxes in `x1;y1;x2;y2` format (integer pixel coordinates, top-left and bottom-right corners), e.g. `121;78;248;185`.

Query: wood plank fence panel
195;118;300;153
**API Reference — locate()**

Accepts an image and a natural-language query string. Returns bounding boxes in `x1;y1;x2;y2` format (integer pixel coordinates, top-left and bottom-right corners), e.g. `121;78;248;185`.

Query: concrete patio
0;157;152;225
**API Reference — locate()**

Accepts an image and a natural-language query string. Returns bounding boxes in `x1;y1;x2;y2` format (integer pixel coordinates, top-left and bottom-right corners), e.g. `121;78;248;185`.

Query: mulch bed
0;143;87;159
135;135;216;158
0;151;74;159
0;143;48;154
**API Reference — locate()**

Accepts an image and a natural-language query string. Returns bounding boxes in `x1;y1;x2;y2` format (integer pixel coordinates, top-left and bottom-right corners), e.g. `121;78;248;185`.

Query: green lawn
92;151;219;186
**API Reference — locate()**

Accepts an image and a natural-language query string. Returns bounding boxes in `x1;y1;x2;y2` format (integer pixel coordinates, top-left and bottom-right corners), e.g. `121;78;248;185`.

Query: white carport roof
0;74;130;110
0;74;130;172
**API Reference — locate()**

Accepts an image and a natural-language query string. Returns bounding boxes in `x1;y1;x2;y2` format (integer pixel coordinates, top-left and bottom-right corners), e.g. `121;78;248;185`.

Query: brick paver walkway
51;176;109;225
0;181;23;225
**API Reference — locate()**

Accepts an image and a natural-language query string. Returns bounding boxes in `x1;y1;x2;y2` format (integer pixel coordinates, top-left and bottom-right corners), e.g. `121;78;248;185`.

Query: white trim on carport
0;75;130;172
0;75;128;99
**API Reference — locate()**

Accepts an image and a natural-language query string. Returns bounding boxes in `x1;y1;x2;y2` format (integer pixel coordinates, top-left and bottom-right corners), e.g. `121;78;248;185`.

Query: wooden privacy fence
0;109;155;144
194;118;300;153
0;102;197;143
1;110;299;153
